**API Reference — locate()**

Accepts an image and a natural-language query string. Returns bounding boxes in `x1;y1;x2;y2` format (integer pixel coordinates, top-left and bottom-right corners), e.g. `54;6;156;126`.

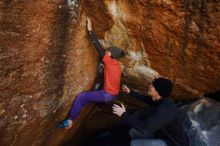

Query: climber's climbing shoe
57;119;69;128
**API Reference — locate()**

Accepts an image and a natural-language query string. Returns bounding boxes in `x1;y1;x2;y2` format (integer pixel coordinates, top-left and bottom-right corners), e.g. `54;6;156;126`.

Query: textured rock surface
0;0;220;146
180;97;220;146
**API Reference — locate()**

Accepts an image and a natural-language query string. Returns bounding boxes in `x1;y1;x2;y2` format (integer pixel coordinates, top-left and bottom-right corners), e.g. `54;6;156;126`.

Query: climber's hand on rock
122;85;130;94
87;17;92;31
112;103;126;117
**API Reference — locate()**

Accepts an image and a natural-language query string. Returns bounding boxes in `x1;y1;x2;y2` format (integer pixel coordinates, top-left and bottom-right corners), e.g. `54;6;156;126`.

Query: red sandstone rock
0;0;219;146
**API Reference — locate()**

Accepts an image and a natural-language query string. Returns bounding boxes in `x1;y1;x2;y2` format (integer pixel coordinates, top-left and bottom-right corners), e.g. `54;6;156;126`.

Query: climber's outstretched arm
87;17;105;59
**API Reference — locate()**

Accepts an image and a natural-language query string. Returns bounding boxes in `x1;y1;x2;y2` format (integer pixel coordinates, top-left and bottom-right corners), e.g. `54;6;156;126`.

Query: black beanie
107;47;125;59
152;77;173;98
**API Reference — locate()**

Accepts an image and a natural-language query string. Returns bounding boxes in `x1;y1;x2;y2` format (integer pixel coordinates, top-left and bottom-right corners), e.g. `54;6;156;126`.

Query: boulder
180;98;220;146
0;0;219;146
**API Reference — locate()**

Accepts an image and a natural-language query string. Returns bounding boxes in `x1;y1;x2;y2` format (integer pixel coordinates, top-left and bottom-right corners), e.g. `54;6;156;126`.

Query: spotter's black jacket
121;90;189;146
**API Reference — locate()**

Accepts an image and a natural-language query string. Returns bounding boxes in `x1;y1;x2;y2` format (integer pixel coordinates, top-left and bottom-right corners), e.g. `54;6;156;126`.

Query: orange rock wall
0;0;219;146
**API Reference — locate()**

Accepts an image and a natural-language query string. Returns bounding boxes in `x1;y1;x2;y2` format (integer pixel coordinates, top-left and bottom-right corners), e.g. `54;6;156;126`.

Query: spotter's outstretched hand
112;103;126;117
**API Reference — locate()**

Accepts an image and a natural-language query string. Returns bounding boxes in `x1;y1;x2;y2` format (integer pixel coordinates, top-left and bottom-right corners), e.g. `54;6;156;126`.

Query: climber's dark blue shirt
121;90;189;146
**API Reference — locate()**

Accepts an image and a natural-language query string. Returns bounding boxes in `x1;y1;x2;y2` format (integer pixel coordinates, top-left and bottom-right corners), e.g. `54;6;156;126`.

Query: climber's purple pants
69;90;117;120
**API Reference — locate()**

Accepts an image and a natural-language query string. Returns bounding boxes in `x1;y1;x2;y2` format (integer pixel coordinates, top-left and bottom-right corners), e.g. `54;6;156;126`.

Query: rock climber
58;17;125;129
